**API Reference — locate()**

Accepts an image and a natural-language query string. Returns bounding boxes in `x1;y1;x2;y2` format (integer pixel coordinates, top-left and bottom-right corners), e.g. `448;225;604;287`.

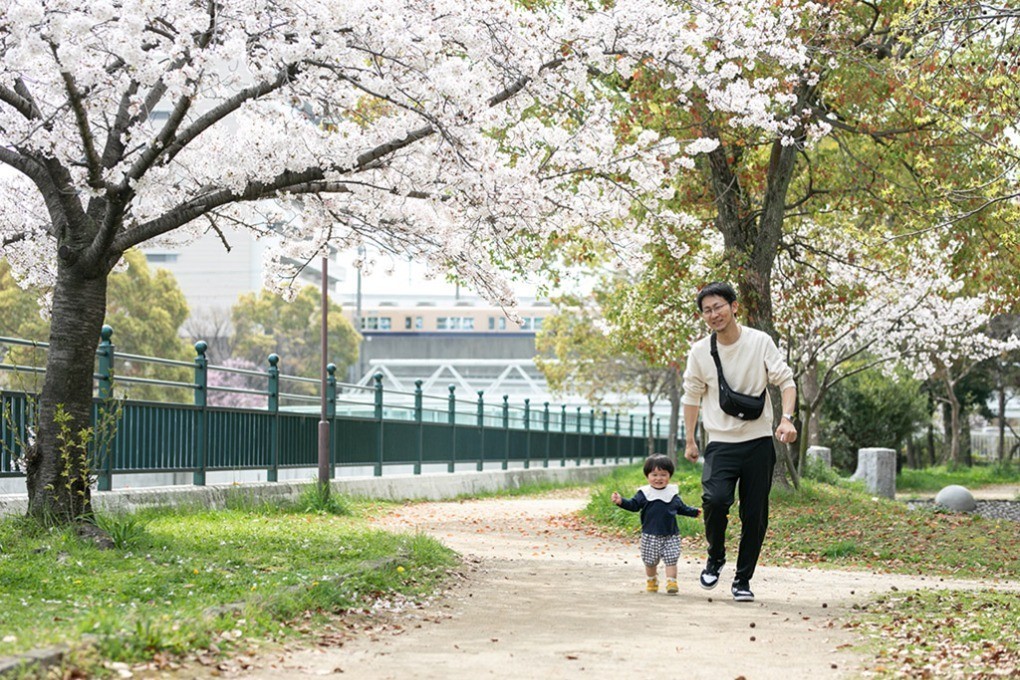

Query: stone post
806;446;832;468
851;447;896;498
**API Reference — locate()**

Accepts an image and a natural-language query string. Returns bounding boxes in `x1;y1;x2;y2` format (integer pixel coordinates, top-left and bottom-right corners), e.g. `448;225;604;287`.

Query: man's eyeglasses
701;303;730;317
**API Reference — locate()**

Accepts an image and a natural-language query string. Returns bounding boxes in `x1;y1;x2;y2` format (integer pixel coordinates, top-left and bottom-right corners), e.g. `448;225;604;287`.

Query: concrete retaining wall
0;465;621;516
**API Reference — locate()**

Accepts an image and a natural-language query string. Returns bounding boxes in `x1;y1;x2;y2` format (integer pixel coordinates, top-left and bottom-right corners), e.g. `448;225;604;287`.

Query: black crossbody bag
710;333;766;421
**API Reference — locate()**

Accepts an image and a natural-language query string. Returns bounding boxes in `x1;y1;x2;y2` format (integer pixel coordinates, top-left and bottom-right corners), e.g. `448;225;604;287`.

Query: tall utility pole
318;253;330;494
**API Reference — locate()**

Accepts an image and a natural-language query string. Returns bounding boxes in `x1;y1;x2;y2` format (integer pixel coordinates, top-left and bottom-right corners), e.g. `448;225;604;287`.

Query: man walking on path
682;282;798;603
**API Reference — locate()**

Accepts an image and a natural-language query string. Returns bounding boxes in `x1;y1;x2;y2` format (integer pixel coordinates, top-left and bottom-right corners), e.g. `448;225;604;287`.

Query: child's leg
640;534;661;573
645;564;658;578
640;534;661;590
664;535;681;589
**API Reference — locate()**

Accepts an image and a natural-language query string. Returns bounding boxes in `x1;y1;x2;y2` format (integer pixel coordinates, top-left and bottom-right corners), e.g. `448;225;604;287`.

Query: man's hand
684;440;700;463
775;419;797;444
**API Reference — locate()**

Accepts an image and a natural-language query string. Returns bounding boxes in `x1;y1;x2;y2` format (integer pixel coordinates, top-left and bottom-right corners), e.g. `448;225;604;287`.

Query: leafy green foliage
94;514;151;550
296;482;353;516
820;366;930;471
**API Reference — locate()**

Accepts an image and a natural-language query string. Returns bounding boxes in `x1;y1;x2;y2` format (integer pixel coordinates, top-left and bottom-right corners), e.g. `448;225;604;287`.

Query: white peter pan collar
639;484;678;503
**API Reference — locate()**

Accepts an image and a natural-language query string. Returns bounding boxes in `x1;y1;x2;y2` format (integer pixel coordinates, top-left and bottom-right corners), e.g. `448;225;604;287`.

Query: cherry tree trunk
25;262;108;522
801;365;822;447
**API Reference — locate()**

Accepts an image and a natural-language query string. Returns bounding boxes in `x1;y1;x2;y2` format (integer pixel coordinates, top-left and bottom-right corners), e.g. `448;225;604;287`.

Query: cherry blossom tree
892;284;1020;467
207;358;265;409
776;232;1020;467
0;0;813;521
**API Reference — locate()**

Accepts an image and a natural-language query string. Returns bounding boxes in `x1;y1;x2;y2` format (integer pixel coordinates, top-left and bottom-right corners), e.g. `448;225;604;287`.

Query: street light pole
318;253;330;495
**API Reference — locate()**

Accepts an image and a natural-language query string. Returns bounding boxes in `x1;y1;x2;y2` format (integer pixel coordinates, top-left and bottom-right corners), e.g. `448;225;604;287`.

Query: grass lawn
584;462;1020;678
895;463;1020;494
0;489;456;674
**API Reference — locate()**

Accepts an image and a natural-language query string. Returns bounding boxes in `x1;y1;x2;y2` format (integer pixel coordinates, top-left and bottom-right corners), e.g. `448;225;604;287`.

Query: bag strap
710;333;729;387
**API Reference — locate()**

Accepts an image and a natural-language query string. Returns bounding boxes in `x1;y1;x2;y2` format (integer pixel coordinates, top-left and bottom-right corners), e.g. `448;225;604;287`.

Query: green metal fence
1;326;671;486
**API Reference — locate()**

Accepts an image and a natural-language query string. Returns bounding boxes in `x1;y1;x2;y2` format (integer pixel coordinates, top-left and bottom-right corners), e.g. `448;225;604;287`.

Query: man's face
700;294;736;332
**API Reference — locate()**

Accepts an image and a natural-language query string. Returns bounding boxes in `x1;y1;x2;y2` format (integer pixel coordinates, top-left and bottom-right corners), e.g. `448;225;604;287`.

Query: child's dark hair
643;454;675;476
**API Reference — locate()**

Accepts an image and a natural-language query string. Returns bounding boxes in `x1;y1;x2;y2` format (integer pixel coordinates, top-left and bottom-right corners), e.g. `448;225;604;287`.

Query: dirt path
197;492;1012;680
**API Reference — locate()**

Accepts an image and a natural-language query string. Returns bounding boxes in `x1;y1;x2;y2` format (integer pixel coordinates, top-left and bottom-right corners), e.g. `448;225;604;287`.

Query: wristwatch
782;413;794;422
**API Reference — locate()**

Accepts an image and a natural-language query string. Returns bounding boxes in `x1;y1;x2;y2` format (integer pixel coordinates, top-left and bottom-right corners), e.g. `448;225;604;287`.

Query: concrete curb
1;465;621;516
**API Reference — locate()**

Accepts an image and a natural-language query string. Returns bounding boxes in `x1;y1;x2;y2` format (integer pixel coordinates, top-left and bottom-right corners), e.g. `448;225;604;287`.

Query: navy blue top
618;484;700;536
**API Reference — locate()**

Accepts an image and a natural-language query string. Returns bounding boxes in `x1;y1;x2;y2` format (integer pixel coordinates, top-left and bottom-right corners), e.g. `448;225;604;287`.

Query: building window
145;253;179;263
361;316;391;330
415;316;423;330
520;317;544;331
488;317;507;330
405;316;412;330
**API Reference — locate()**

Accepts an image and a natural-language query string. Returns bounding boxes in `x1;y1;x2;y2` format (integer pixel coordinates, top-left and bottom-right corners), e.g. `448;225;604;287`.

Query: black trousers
701;436;776;582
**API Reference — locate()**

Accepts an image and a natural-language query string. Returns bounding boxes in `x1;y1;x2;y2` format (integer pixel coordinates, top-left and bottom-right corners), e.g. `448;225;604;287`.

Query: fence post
448;384;457;473
615;412;621;463
576;406;582;466
326;363;336;479
543;402;550;468
589;408;596;465
560;404;567;467
374;373;384;477
193;341;209;486
655;418;661;452
641;415;647;457
414;380;423;475
523;398;531;469
267;353;279;483
502;395;510;470
96;325;114;492
477;391;485;472
595;409;603;462
630;414;635;461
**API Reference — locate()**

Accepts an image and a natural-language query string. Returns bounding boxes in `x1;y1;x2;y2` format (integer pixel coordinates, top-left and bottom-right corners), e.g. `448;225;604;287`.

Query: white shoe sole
699;575;720;590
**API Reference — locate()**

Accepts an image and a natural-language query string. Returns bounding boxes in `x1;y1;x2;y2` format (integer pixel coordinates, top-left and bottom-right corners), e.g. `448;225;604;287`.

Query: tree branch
0;84;35;120
56;62;106;190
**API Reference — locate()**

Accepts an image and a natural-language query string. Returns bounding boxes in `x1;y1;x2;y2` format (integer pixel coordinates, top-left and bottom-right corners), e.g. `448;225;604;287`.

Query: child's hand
611;492;622;506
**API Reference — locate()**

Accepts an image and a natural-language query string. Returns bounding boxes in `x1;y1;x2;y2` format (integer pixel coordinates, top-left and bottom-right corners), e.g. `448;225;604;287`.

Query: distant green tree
0;260;50;391
230;286;360;389
820;365;929;473
1;251;192;400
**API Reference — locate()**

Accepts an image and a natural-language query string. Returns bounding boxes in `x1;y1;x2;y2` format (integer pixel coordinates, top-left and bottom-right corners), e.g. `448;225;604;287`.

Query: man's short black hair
643;454;675;477
696;281;737;311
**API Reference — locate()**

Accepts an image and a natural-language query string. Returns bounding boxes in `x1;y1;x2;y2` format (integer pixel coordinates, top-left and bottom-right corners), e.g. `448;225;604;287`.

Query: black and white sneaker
731;579;754;602
699;558;725;590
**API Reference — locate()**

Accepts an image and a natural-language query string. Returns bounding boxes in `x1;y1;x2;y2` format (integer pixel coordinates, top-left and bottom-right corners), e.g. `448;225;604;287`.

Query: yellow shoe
666;579;679;594
646;578;659;592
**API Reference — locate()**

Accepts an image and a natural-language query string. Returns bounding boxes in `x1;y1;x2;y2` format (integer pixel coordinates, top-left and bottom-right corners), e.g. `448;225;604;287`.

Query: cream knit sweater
681;325;795;444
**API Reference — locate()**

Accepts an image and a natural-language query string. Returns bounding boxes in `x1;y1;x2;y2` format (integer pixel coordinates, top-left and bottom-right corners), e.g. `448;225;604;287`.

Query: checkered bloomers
640;533;681;567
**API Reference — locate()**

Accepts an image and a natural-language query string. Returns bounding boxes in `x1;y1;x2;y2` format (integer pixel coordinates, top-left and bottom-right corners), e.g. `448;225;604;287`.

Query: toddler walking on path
612;454;701;594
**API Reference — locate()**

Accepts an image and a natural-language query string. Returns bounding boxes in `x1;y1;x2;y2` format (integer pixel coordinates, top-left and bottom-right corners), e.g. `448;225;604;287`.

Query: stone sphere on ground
934;485;977;512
